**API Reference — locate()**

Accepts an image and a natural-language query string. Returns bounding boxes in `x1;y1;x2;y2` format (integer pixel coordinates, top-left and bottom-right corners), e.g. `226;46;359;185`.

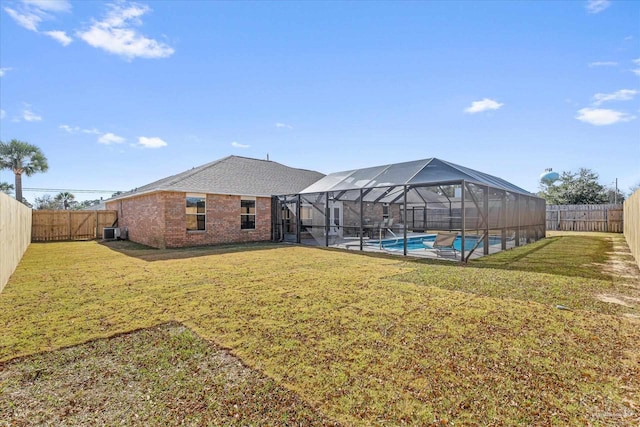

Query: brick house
105;156;324;248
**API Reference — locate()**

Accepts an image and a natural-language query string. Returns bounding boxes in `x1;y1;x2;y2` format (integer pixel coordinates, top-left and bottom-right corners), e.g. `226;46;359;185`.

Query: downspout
271;196;276;241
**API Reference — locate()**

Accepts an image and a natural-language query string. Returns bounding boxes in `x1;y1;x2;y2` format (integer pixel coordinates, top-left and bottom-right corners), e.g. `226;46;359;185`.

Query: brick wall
106;192;167;248
107;191;272;249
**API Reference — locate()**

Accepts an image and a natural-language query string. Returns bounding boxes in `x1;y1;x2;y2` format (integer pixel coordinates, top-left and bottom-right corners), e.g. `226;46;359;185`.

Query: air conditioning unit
103;227;120;240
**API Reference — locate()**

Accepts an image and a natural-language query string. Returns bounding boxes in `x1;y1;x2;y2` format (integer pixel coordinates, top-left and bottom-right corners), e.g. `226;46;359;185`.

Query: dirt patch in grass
0;322;339;426
595;234;640;313
597;294;634;307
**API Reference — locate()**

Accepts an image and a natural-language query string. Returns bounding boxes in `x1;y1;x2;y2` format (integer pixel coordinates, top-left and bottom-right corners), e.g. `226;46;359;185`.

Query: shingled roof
112;156;325;200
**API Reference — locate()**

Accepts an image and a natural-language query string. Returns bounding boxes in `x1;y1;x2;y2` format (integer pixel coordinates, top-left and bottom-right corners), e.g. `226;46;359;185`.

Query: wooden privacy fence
624;191;640;269
32;210;117;242
1;193;32;293
546;204;623;233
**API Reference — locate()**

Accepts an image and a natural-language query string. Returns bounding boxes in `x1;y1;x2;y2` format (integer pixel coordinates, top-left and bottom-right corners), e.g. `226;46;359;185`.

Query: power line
22;188;123;194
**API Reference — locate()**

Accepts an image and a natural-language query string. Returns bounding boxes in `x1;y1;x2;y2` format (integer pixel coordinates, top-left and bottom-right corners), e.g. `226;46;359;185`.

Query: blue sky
1;0;638;204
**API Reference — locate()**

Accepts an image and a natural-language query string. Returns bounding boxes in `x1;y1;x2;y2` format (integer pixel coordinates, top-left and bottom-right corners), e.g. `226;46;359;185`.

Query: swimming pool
369;234;502;252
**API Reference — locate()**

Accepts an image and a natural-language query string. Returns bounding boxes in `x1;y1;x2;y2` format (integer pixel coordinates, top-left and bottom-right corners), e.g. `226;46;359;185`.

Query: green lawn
1;233;638;425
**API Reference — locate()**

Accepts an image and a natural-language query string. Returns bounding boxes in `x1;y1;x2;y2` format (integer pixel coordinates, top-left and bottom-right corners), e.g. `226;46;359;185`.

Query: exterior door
328;201;343;237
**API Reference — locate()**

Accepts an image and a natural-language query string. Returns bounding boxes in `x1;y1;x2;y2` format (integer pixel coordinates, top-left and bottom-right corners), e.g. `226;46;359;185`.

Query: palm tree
0;139;49;203
0;182;14;195
54;191;75;210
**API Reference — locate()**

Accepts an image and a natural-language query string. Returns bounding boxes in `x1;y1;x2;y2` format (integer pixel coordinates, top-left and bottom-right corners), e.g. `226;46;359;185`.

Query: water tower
540;168;559;185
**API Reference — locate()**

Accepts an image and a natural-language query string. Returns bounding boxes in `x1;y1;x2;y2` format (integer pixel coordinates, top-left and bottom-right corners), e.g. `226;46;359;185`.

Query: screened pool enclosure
272;158;546;262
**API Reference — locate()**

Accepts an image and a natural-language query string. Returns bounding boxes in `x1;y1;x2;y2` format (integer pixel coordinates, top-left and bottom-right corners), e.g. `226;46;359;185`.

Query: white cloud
231;141;250;149
4;7;41;31
59;124;78;133
588;61;618;67
576;108;636;126
586;0;611;14
0;67;12;77
23;107;42;121
632;58;640;76
593;89;638;105
138;136;167;148
77;2;174;60
275;122;293;130
44;30;72;46
4;1;71;32
0;110;5;120
464;98;504;114
98;132;125;144
22;0;71;13
60;124;101;134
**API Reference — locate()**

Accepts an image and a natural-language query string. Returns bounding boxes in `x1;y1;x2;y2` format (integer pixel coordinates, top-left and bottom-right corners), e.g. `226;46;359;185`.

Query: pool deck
301;231;519;261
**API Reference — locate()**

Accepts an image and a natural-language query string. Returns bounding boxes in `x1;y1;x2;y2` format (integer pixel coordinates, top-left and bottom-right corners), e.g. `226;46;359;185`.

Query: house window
241;197;256;230
186;194;206;231
301;206;312;221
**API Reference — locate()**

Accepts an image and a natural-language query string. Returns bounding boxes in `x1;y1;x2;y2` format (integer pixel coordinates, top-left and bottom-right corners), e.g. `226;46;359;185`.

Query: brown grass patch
0;322;339;426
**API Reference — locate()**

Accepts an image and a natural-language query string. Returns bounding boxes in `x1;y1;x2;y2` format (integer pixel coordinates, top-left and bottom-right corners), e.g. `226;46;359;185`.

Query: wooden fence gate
32;210;118;241
546;204;623;233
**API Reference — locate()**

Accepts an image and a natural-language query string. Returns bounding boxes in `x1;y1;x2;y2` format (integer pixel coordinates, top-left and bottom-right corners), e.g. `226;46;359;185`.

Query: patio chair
423;232;459;258
370;222;381;239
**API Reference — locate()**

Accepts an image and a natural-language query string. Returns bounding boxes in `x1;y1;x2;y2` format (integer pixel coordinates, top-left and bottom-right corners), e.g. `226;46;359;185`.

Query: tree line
538;168;636;205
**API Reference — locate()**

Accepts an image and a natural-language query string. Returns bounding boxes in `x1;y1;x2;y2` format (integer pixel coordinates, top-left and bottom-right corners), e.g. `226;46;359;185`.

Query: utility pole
614;178;618;204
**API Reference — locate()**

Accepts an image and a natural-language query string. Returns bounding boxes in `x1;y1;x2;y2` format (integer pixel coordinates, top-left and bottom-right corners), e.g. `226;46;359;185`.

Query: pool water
370;235;502;251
